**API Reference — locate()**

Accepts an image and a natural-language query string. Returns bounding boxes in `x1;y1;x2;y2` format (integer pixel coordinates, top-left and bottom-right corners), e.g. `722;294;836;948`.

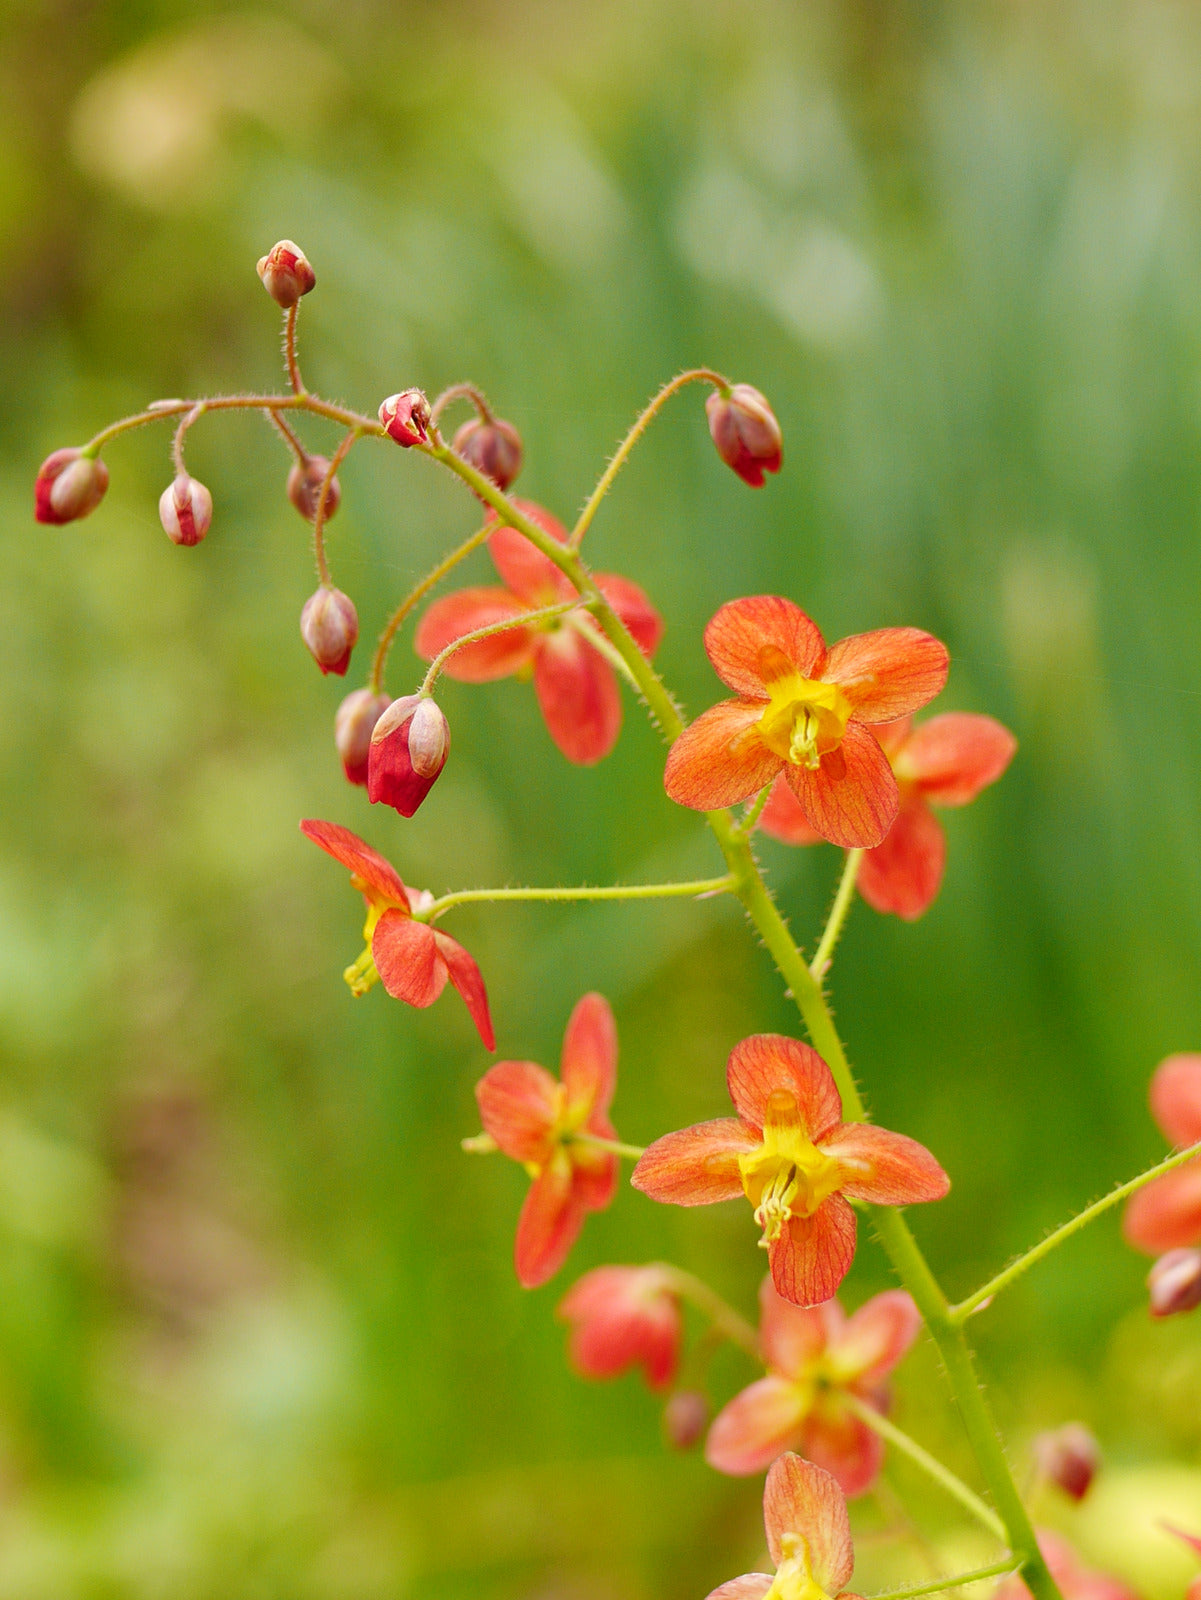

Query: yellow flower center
765;1535;834;1600
738;1090;844;1246
755;648;852;771
343;892;386;997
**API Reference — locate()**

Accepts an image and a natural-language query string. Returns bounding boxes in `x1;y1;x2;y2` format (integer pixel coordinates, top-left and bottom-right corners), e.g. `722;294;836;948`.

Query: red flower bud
35;448;110;524
1033;1424;1100;1501
379;389;431;448
1148;1248;1201;1317
334;689;391;786
367;694;450;817
256;240;316;308
452;415;524;490
300;586;358;676
663;1390;709;1451
286;455;341;523
705;383;783;487
158;473;213;546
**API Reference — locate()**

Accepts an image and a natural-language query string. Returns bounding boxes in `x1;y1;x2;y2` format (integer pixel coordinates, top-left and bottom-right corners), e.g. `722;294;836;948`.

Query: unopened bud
287;455;341;523
256;240;316;308
1033;1423;1100;1501
1148;1248;1201;1317
379;389;431;448
35;448;110;524
367;694;450;817
158;473;213;546
334;688;391;786
452;415;524;490
663;1390;709;1451
300;586;358;676
705;383;783;487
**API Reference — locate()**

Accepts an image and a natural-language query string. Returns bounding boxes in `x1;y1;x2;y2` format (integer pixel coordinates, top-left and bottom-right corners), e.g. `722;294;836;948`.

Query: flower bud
35;448;110;524
256;240;315;308
705;383;783;487
287;456;341;523
300;586;358;676
334;688;391;786
1033;1423;1100;1501
367;694;450;817
663;1390;709;1451
1148;1247;1201;1317
379;389;431;448
158;473;213;546
452;415;524;490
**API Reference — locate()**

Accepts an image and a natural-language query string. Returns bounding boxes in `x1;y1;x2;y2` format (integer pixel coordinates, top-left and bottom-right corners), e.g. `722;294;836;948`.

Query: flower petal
432;930;495;1050
514;1156;586;1288
759;1276;842;1376
802;1404;884;1498
704;1578;775;1600
763;1453;854;1592
487;512;573;605
413;588;536;681
705;597;827;695
299;818;408;906
705;1376;810;1476
830;1290;921;1386
895;713;1017;806
664;700;783;810
560;991;618;1117
558;1265;682;1390
596;573;664;658
788;721;898;849
727;1035;843;1141
572;1114;619;1213
823;1123;950;1206
769;1196;857;1307
1122;1159;1201;1254
533;625;623;765
1150;1054;1201;1146
824;628;949;721
857;798;946;920
758;774;824;847
372;911;447;1007
632;1119;759;1205
475;1059;560;1162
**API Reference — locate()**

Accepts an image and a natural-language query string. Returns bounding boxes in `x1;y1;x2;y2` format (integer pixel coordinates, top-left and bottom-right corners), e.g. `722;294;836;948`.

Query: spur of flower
760;712;1017;919
704;1452;862;1600
471;992;621;1287
1123;1054;1201;1254
299;819;494;1049
706;1278;920;1493
632;1034;948;1306
414;500;663;765
664;597;949;848
557;1264;682;1390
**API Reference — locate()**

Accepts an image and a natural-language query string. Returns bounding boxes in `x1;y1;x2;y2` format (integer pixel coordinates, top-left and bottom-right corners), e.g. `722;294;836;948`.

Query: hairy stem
170;404;206;476
267;408;308;464
370;522;491;694
283;303;304;394
419;599;581;695
812;849;864;978
424;875;735;921
866;1559;1022;1600
430;382;493;425
312;429;358;587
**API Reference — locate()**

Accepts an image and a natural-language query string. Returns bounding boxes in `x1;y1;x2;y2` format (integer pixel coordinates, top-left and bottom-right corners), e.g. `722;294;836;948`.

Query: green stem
370;522;491;694
734;782;774;838
570;1131;647;1162
84;393;384;455
655;1264;762;1360
564;610;642;690
812;849;864;978
867;1559;1023;1600
430;382;492;425
419;599;582;695
424;875;735;921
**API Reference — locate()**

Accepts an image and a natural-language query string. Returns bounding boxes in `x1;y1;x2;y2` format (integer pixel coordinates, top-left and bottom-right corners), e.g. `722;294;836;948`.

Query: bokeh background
4;0;1201;1594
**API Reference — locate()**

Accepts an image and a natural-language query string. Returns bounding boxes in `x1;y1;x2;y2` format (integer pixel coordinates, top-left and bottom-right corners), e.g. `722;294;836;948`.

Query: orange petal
802;1404;884;1498
560;992;618;1118
823;1123;949;1205
788;721;898;849
763;1453;854;1592
769;1196;857;1307
758;773;824;846
896;712;1017;806
632;1119;759;1205
533;626;623;765
664;700;783;810
857;798;946;920
299;818;408;906
824;627;949;721
372;911;446;1007
704;597;827;694
1122;1160;1201;1254
831;1290;921;1386
1150;1054;1201;1145
705;1376;809;1475
596;572;664;658
487;514;573;605
759;1276;842;1376
704;1578;774;1600
413;588;536;681
475;1059;560;1162
558;1265;682;1390
515;1157;586;1287
727;1034;842;1141
572;1112;618;1213
432;930;495;1050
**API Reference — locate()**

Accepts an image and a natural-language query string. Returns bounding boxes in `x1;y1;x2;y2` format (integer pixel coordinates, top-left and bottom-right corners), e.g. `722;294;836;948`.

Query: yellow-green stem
370;522;491;694
419;599;581;696
424;875;735;921
867;1559;1022;1600
812;849;864;978
655;1264;762;1360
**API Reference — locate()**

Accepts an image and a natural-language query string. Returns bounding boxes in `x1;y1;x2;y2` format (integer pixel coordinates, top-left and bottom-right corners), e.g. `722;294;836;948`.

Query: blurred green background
5;0;1201;1594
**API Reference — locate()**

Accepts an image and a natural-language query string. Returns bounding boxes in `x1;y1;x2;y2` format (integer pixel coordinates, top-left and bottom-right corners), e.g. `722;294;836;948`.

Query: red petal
560;992;618;1117
371;911;446;1007
705;597;827;695
857;798;946;920
896;713;1017;806
488;516;573;605
632;1119;759;1205
763;1453;854;1592
788;721;898;849
559;1265;681;1389
802;1405;884;1498
705;1376;809;1475
475;1059;560;1162
759;774;824;846
727;1034;843;1140
432;930;495;1049
413;588;535;681
533;626;623;765
299;818;408;906
514;1156;586;1287
831;1290;921;1385
596;573;664;658
1122;1160;1201;1253
1150;1054;1201;1145
823;1122;950;1206
768;1197;857;1307
664;700;783;810
824;627;949;721
704;1579;774;1600
759;1276;841;1376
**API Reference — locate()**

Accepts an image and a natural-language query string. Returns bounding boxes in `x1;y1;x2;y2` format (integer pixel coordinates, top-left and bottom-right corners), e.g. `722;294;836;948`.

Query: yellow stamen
739;1090;844;1245
343;900;386;998
766;1535;833;1600
756;658;852;771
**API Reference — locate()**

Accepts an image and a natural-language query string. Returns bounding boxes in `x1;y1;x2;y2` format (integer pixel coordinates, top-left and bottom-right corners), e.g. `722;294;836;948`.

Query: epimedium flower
557;1264;683;1390
299;819;494;1049
1122;1054;1201;1255
759;712;1017;920
706;1278;920;1494
664;597;949;849
704;1453;863;1600
472;992;621;1287
632;1034;948;1307
414;500;664;765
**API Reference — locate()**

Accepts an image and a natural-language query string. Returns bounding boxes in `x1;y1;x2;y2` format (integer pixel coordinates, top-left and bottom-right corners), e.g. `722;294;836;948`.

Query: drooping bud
256;240;316;308
663;1390;709;1451
300;586;358;676
1148;1248;1201;1317
286;455;341;523
158;473;213;546
334;688;391;786
704;383;783;487
452;415;524;490
367;694;450;817
379;389;431;448
35;448;110;524
1033;1423;1100;1501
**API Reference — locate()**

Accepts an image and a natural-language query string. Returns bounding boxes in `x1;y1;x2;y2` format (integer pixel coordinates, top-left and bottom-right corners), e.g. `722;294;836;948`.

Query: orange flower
1123;1054;1201;1254
632;1034;948;1306
704;1453;862;1600
664;597;948;848
557;1264;682;1390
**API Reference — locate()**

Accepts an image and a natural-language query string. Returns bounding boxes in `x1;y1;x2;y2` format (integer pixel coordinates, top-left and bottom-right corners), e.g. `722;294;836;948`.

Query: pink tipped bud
334;688;391;786
705;383;783;487
286;455;341;523
300;586;358;676
158;473;213;546
452;415;524;490
1148;1248;1201;1317
35;448;110;524
379;389;431;448
367;694;450;817
1033;1423;1100;1501
256;240;315;308
663;1390;709;1451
